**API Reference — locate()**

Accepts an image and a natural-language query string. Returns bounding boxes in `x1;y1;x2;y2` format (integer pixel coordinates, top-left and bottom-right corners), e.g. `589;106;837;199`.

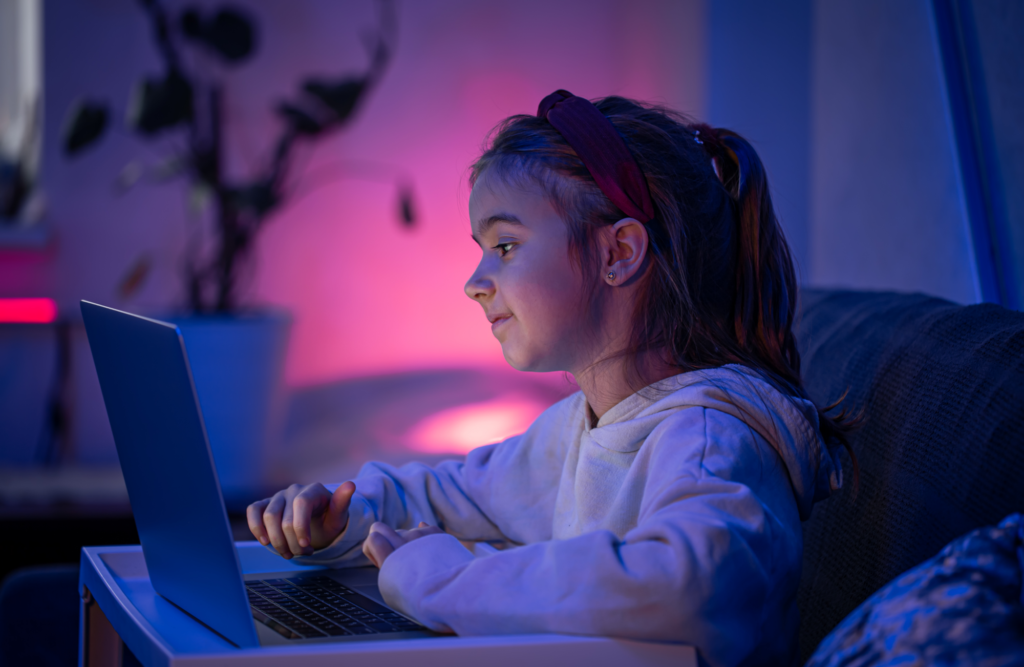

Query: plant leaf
302;77;366;125
62;99;109;156
127;72;193;135
276;102;322;135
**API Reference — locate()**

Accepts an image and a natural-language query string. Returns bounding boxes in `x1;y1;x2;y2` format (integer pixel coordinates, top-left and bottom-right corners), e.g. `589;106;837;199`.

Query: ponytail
701;126;861;484
716;131;799;387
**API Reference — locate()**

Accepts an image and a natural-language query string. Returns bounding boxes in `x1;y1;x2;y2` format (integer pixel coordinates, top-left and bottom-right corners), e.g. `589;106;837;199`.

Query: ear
601;218;649;285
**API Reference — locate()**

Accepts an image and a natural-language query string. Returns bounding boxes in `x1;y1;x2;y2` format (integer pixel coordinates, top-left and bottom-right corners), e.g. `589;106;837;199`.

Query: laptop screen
81;301;260;648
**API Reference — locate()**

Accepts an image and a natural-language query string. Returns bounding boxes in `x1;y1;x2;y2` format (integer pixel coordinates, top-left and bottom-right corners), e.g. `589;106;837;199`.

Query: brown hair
470;95;860;471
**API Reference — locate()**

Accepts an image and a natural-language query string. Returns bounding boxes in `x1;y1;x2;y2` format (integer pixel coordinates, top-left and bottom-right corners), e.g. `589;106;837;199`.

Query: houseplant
62;0;412;506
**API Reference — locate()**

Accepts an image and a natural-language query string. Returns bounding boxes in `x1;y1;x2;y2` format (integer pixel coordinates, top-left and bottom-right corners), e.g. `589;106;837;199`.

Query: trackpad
329;567;387;604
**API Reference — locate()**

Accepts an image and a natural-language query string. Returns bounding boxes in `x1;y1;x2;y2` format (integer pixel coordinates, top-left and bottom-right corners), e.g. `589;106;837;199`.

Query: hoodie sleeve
375;406;804;667
292;393;581;568
290;453;506;567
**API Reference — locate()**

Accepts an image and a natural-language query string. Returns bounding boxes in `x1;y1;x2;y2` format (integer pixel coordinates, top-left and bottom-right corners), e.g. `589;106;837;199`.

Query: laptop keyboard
247;576;425;639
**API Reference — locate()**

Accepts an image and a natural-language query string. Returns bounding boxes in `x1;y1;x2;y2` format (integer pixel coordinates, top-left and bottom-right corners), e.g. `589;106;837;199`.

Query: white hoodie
295;366;844;667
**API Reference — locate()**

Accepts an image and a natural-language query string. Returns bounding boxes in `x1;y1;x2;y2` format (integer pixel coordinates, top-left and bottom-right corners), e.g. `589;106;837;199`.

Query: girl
247;90;852;667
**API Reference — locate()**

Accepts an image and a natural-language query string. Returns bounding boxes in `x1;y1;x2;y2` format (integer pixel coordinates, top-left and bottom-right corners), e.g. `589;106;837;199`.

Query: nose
464;260;495;302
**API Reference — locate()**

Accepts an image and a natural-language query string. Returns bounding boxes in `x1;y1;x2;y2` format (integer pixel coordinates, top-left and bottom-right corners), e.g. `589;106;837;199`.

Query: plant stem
207;86;236;313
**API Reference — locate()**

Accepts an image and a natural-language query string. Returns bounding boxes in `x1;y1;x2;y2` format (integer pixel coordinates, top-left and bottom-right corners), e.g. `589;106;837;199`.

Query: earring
606;271;616;282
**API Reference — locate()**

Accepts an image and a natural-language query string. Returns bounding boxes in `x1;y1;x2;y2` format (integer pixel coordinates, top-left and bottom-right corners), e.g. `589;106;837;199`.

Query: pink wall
20;0;705;387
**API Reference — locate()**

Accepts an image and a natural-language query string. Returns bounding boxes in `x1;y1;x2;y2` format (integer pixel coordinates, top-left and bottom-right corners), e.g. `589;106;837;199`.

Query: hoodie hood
586;365;843;520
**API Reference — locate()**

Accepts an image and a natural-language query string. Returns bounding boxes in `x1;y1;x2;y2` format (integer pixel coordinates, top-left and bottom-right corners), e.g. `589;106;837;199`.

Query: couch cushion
805;514;1024;667
794;289;1024;662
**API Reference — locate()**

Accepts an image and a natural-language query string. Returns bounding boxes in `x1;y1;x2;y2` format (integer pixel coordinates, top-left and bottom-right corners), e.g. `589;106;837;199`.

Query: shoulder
644;398;785;487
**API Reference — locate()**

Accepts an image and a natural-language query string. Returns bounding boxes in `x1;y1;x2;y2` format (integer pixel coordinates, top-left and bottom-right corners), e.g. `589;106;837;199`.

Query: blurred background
0;0;1021;582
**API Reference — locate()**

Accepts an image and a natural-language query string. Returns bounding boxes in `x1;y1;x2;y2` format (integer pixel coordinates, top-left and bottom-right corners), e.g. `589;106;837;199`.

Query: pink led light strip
0;298;58;323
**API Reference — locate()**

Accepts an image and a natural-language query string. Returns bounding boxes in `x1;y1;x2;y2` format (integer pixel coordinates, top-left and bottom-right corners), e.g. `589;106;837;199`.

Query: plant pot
170;310;290;510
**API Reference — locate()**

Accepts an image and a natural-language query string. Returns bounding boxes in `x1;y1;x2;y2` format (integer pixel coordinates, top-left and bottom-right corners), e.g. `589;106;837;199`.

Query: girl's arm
290;451;514;567
373;408;803;667
282;393;581;567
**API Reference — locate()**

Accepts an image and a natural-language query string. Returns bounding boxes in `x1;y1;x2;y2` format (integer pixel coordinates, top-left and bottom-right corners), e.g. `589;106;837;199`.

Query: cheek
511;259;587;332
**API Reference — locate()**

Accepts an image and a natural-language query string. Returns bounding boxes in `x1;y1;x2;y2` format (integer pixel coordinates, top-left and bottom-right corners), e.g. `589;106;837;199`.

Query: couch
794;288;1024;661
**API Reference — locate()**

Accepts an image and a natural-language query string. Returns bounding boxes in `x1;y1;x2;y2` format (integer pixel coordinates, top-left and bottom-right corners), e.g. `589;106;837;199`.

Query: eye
493;242;516;257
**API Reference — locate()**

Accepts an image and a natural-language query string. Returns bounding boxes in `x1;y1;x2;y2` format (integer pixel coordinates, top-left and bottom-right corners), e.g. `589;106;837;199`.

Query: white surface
174;635;696;667
81;543;696;667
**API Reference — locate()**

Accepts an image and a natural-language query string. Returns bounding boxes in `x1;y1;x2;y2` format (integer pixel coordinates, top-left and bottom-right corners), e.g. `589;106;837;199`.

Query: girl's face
465;171;596;373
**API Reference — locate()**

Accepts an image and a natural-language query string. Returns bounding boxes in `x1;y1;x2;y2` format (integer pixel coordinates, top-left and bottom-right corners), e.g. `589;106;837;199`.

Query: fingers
369;522;404;548
411;523;444;539
363;522;405;568
324;481;356;536
294;481;357;551
280;485;306;557
395;522;444;542
246;498;271;545
257;483;441;568
292;484;331;550
263;491;292;558
362;522;444;568
257;481;359;560
362;531;395;568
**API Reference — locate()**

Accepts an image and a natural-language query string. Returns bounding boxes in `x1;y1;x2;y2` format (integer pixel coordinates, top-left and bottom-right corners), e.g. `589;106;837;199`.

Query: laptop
81;300;438;648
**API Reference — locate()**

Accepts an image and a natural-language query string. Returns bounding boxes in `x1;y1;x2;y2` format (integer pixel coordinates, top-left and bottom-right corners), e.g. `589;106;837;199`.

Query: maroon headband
538;90;654;223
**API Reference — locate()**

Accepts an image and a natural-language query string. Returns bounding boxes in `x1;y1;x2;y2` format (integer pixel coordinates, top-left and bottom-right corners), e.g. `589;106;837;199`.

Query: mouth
488;313;512;332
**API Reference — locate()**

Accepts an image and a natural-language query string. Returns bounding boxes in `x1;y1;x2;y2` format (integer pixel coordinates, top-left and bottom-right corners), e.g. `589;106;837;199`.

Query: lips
488;313;511;333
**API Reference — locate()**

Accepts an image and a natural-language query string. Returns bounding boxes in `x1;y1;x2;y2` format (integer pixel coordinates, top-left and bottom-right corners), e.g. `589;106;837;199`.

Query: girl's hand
362;522;444;568
247;481;356;559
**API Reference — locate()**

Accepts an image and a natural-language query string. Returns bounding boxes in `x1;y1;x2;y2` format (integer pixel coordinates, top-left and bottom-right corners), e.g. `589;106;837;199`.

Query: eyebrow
471;213;523;245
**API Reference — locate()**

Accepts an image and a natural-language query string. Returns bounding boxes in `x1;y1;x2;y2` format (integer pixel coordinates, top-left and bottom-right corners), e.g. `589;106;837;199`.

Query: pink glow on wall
403;394;550;455
0;298;57;323
19;0;706;388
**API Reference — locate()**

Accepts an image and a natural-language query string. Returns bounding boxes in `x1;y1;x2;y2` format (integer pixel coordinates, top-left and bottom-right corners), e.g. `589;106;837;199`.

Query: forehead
469;169;559;234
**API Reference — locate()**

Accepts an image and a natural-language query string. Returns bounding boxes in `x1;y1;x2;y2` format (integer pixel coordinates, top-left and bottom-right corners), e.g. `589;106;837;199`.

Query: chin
501;347;527;371
501;346;556;373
